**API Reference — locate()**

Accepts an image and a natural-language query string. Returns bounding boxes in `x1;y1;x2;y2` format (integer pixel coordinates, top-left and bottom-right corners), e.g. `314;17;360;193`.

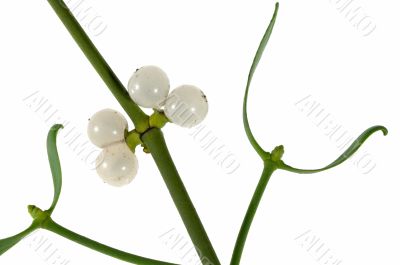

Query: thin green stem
47;0;149;132
243;3;279;160
232;6;280;261
0;222;39;255
278;125;388;174
44;219;178;265
142;128;221;265
230;160;277;265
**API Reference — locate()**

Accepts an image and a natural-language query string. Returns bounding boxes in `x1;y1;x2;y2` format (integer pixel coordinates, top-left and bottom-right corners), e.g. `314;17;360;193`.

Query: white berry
128;66;170;109
96;142;138;187
164;85;208;128
87;109;128;148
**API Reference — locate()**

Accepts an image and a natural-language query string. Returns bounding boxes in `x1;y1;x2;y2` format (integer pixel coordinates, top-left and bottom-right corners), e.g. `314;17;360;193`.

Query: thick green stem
230;160;277;265
43;219;178;265
47;0;149;132
47;1;220;264
142;128;221;265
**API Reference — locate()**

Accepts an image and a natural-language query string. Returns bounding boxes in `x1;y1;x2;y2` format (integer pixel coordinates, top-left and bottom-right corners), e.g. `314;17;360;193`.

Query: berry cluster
128;66;208;128
88;66;209;186
88;109;138;187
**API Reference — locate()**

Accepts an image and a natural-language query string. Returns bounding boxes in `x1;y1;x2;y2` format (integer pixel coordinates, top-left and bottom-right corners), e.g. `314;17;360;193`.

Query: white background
0;1;399;264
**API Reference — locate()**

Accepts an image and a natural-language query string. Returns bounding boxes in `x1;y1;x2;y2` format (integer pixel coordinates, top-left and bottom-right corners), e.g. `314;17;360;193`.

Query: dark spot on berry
201;93;208;103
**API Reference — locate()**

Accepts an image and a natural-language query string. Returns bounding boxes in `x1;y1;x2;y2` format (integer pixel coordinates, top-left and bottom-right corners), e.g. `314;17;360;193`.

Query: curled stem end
278;125;388;174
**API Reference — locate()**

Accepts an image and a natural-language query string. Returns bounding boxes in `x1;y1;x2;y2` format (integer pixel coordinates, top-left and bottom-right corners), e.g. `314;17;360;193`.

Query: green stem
43;219;178;265
47;1;220;264
242;3;279;160
47;0;149;132
230;160;277;265
142;128;221;265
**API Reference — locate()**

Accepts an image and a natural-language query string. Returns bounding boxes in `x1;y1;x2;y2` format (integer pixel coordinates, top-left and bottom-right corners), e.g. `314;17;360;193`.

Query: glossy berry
96;142;138;187
87;109;128;148
128;66;170;109
164;85;208;128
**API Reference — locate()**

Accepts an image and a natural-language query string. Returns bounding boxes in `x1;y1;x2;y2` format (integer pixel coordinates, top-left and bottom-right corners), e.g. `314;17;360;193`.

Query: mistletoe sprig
0;124;64;257
230;3;387;264
1;2;387;265
0;124;177;265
